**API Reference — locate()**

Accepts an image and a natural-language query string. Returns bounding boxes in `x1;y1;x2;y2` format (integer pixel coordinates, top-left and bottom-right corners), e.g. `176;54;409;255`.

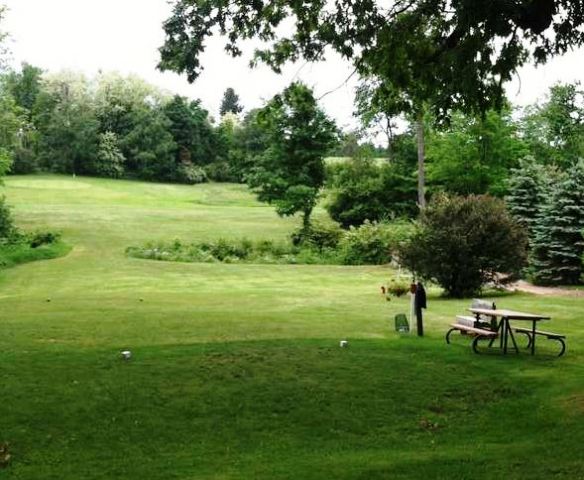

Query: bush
338;221;413;266
0;196;17;241
10;147;39;174
385;278;410;297
291;222;343;250
27;230;61;248
398;194;527;298
204;161;240;182
174;164;208;184
326;159;417;228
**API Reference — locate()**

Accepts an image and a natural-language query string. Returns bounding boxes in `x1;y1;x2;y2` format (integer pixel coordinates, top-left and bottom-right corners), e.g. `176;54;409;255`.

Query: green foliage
290;222;343;250
0;195;16;240
174;163;208;185
339;220;413;266
34;73;100;174
94;132;125;178
159;0;584;121
0;85;24;176
505;156;552;237
163;95;217;166
520;83;584;168
127;238;339;265
427;109;527;196
248;82;337;228
219;87;243;116
224;109;268;182
530;160;584;285
4;63;43;115
0;237;69;270
122;105;177;181
385;278;410;298
399;194;527;297
326;158;417;228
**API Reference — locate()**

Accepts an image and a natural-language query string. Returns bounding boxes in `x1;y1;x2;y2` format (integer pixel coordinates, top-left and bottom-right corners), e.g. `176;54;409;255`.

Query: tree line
0;65;247;184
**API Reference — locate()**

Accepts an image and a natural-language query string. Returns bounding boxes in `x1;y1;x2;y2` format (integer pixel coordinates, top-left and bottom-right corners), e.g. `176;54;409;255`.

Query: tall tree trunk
416;110;426;209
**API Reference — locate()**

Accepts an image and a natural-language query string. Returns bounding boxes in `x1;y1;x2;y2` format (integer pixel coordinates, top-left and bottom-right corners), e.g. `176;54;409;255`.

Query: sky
3;0;584;139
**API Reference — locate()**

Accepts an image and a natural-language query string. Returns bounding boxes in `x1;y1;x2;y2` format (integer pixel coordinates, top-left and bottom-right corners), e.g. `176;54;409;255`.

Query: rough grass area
0;175;582;479
0;241;70;270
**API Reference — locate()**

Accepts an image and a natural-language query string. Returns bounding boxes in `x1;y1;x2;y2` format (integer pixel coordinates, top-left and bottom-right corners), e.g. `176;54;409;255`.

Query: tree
327;158;417;228
520;83;584;168
0;4;9;73
164;95;217;166
4;63;43;116
530;161;584;285
94;132;125;178
0;86;25;177
159;0;584;208
505;156;551;238
427;108;527;196
248;83;337;229
160;1;583;114
33;72;100;174
399;194;527;297
219;88;243;116
122;104;177;181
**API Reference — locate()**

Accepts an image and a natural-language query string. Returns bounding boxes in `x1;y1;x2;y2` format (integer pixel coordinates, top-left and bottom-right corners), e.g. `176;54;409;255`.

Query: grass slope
0;175;582;479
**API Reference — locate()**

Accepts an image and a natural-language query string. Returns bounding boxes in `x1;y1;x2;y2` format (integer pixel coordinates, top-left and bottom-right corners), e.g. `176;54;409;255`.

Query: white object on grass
121;350;132;360
339;340;348;348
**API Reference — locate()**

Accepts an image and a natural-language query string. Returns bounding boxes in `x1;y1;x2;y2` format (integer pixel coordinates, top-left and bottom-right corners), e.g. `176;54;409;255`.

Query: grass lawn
0;174;583;479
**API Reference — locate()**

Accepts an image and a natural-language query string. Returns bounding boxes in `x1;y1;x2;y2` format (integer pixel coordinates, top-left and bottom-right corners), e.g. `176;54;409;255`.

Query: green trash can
394;313;410;333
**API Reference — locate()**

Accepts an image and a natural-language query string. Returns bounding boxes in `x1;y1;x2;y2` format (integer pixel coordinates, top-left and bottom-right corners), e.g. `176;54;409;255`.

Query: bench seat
446;323;498;353
514;327;565;339
513;327;566;357
449;323;497;337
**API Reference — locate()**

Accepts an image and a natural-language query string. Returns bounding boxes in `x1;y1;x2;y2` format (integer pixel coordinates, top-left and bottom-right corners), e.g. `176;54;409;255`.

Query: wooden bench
446;323;498;353
514;327;566;357
446;299;498;353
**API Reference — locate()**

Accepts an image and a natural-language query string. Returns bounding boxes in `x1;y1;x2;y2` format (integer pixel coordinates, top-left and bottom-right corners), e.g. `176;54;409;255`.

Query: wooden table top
469;307;551;321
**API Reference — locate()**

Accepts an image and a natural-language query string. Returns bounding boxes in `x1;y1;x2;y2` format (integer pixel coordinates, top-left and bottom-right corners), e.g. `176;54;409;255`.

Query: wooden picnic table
469;308;551;355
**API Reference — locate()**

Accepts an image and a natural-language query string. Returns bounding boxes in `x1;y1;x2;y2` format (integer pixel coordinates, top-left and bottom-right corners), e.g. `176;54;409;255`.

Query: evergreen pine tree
219;88;243;116
530;160;584;285
505;156;545;237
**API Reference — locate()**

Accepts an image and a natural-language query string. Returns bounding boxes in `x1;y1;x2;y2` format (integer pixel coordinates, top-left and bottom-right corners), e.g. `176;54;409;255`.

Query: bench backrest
471;298;496;326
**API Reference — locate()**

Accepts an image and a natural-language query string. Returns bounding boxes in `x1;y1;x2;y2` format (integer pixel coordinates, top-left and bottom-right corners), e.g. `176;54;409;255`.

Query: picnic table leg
531;319;536;355
508;324;519;353
503;317;509;354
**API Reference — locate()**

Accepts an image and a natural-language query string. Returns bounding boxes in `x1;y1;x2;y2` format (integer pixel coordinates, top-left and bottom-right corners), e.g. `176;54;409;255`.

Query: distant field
326;156;388;165
0;175;582;479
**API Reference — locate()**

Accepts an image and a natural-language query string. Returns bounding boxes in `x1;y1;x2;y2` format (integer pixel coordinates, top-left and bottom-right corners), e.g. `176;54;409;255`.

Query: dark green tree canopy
248;82;337;228
159;0;584;119
220;87;243;116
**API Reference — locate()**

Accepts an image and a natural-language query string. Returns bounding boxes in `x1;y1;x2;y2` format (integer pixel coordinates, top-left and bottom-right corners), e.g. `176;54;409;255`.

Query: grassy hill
0;175;582;479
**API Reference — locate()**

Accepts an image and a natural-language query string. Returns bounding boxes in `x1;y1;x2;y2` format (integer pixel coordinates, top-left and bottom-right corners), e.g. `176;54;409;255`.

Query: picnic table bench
445;300;566;357
513;327;566;357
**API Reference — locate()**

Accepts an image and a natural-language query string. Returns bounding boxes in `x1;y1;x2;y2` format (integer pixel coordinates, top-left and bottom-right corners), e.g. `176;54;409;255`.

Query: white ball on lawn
339;340;348;348
121;350;132;360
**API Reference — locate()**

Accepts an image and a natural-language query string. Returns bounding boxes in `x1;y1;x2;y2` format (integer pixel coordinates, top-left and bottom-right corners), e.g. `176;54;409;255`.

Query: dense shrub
398;194;527;297
291;222;343;250
326;159;417;228
126;238;338;265
0;196;17;240
204;161;239;182
339;221;413;265
174;164;208;184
